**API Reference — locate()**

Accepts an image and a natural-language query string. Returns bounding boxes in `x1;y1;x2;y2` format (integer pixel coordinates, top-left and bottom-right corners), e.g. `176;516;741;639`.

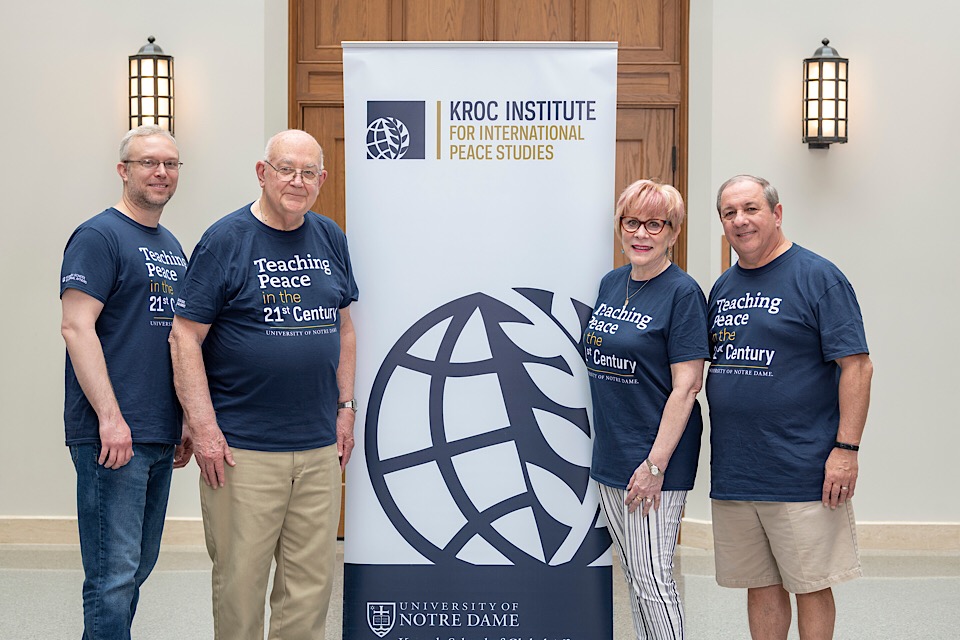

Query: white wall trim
2;517;956;551
0;517;204;547
680;518;959;552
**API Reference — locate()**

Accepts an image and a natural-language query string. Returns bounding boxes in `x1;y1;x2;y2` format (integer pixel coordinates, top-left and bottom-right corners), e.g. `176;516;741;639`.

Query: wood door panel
618;65;682;104
299;0;392;63
400;0;484;40
587;0;678;63
492;0;577;40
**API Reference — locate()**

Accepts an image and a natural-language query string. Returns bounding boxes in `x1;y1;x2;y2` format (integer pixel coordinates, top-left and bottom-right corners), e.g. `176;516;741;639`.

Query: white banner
343;42;617;640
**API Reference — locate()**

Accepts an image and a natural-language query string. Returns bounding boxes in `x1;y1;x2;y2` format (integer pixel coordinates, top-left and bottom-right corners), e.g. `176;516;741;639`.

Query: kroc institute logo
366;101;426;160
365;288;610;569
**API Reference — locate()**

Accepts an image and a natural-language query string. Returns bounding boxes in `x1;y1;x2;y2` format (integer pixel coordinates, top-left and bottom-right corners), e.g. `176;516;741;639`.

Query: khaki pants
200;445;341;640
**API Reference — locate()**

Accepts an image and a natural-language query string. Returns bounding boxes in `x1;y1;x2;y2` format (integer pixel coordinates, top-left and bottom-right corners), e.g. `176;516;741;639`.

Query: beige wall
0;0;288;518
1;0;957;536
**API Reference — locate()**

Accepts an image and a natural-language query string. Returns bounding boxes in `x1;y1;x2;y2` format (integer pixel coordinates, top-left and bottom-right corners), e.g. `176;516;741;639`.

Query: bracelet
834;441;859;452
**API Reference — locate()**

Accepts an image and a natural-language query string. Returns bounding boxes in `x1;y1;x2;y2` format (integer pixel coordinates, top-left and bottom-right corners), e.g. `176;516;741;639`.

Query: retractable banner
342;42;617;640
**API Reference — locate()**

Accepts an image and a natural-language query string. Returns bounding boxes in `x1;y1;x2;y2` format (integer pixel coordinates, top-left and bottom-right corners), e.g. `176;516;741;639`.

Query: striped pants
598;483;687;640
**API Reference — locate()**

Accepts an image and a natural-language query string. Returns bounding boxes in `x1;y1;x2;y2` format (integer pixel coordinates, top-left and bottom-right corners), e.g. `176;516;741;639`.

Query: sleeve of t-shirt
339;234;360;308
666;284;711;365
817;279;869;361
174;241;229;324
60;227;117;303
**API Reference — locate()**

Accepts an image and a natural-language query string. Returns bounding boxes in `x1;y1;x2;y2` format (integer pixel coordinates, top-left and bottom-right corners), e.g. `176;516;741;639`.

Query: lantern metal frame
802;38;848;149
129;37;174;134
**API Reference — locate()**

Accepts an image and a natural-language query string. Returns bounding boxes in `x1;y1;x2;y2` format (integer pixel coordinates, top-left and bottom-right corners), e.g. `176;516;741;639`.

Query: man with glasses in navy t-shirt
60;125;193;639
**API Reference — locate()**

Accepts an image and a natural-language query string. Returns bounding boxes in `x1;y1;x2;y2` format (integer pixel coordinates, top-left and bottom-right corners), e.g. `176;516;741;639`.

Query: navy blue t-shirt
706;244;869;502
60;208;187;445
585;263;709;490
174;205;358;452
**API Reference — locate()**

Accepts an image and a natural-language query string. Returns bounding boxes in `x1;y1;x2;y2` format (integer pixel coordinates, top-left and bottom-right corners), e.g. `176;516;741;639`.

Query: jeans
70;443;175;640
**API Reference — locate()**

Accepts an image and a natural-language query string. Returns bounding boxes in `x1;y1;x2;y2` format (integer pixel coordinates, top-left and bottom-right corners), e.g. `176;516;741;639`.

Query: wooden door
289;0;688;537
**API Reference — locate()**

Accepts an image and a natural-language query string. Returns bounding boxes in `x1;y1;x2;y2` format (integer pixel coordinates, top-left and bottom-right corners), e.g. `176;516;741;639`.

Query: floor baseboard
2;517;957;551
680;518;959;552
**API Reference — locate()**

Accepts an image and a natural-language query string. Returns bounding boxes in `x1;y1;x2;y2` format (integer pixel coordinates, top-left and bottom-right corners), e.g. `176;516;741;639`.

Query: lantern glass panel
142;59;154;77
130;98;139;116
130;79;138;96
839;121;846;137
807;61;819;80
823;120;835;137
839;62;847;80
807;101;819;119
823;62;836;80
130;60;138;76
141;98;154;117
807;121;819;137
157;59;169;76
807;81;819;99
839;102;847;118
158;79;169;96
822;101;836;119
823;82;835;100
159;99;170;117
839;82;847;100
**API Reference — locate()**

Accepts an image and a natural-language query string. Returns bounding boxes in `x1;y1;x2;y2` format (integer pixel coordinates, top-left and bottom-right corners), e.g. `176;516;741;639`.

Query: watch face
647;460;660;476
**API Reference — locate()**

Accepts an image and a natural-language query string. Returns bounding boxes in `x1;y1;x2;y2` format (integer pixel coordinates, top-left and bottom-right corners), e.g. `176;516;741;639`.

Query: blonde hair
615;179;685;234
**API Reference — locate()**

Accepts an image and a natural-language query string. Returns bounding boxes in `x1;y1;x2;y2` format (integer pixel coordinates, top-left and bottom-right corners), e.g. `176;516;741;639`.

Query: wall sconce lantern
802;38;847;149
129;37;174;134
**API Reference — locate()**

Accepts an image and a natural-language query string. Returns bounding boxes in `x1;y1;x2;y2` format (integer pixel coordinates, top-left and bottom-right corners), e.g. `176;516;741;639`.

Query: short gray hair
715;174;780;214
119;125;177;161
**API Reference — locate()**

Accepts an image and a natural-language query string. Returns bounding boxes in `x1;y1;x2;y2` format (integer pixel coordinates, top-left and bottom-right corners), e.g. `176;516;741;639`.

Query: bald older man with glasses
170;129;358;640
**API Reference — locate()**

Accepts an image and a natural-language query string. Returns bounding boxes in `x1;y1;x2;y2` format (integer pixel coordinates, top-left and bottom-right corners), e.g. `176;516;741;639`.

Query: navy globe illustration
366;117;411;159
365;288;610;568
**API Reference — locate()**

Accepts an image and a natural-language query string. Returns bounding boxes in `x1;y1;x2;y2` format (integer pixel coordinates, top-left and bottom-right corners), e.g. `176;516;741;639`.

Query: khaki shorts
712;499;861;594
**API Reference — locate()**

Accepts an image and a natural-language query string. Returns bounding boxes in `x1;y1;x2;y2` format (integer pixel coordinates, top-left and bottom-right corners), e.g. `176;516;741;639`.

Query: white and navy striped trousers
598;483;687;640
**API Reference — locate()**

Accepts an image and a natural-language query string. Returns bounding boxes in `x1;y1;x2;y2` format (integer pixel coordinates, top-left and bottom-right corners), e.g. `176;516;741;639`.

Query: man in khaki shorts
705;175;873;639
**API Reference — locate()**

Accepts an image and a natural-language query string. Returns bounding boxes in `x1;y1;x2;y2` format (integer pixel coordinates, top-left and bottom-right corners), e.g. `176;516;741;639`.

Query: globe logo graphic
366;117;411;159
365;288;610;568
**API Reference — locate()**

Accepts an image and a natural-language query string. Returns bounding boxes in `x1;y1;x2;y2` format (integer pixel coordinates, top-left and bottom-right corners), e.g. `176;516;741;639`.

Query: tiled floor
2;544;957;639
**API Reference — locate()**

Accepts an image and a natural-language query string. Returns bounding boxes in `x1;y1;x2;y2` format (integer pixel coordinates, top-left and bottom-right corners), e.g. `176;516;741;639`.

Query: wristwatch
337;399;358;412
645;459;662;477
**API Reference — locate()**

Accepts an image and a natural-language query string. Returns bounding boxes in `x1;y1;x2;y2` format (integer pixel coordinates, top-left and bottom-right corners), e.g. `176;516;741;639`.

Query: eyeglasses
123;159;182;172
620;217;672;235
263;160;321;185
